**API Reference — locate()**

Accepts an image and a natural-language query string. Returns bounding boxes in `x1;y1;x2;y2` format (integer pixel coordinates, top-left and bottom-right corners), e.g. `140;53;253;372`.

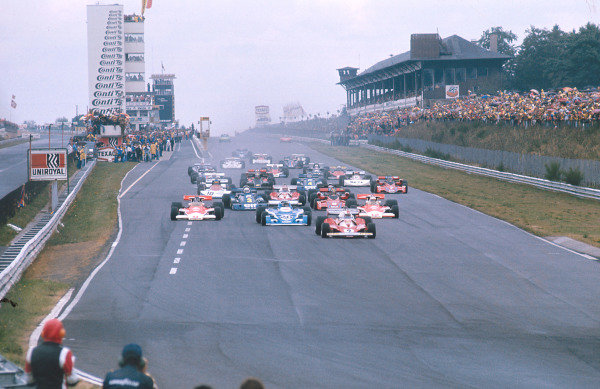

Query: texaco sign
29;148;68;181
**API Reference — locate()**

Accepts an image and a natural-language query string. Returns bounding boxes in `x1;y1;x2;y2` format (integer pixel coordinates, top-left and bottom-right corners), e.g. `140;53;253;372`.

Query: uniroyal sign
29;149;68;181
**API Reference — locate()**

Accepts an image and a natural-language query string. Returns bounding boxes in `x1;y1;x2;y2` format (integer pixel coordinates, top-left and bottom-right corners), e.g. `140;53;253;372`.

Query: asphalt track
62;133;600;388
0;134;70;198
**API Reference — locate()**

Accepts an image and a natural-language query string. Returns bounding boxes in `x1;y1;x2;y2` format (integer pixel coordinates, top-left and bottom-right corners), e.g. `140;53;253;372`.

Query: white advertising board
97;146;116;162
87;5;125;115
100;125;122;137
29;149;68;181
445;85;460;99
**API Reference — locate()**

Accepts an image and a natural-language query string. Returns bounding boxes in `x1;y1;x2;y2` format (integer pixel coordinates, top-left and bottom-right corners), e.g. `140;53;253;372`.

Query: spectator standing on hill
25;318;80;388
103;344;155;389
150;142;157;160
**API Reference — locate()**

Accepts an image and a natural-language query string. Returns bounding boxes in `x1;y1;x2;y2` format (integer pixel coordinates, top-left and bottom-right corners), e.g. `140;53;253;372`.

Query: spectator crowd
346;87;600;139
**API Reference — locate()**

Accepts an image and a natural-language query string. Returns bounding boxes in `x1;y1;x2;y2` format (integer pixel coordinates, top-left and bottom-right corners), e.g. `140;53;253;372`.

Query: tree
478;27;518;87
564;23;600;88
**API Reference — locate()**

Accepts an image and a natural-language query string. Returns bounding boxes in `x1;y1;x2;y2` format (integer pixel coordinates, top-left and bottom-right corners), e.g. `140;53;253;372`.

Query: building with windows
150;74;176;125
337;34;510;116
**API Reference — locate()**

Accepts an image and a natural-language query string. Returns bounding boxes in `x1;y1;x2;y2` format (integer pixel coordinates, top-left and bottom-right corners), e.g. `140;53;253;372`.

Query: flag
161;62;165;72
141;0;147;15
11;100;17;109
17;184;25;208
147;0;152;9
12;95;16;100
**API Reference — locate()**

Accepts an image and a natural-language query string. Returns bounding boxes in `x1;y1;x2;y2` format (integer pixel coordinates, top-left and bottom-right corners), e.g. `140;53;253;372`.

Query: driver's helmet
280;185;290;193
242;186;251;194
279;200;291;208
386;177;394;184
212;179;220;185
195;196;204;203
327;185;335;192
339;211;352;220
367;196;378;204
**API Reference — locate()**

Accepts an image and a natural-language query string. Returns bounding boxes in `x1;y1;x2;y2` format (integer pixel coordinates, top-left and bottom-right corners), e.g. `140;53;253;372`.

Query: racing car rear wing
356;193;385;200
266;163;284;168
184;195;213;201
326;207;360;215
273;185;298;190
319;187;346;192
377;175;401;180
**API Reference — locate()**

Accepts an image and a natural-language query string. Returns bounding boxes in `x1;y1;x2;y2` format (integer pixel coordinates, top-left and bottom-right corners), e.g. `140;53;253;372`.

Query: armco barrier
289;136;600;201
0;161;96;300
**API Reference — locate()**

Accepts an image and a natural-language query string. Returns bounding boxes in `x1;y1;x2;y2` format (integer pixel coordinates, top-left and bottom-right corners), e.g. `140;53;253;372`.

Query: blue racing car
291;173;327;199
223;186;268;210
255;201;312;226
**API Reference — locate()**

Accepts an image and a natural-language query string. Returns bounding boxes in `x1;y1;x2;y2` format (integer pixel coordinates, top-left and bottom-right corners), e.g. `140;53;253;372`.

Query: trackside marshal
29;149;68;181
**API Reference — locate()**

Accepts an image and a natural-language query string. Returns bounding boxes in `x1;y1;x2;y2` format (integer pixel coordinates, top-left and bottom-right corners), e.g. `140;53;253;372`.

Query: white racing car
339;171;372;186
252;153;273;164
220;157;245;169
197;178;233;198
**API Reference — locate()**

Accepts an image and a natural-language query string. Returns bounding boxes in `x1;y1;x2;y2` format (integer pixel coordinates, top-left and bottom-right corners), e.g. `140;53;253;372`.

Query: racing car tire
370;182;377;193
170;206;179;221
298;194;306;205
261;211;268;226
384;199;399;208
256;206;266;223
321;223;331;238
391;205;399;218
171;201;183;209
214;207;223;220
361;216;373;225
222;194;231;209
302;206;312;216
240;178;247;187
282;168;289;177
347;193;356;200
346;199;358;208
187;167;194;176
367;222;376;238
241;161;246;169
315;216;326;235
196;184;205;195
311;197;319;210
190;174;198;184
213;201;225;217
339;177;345;186
306;213;312;226
291;178;298;185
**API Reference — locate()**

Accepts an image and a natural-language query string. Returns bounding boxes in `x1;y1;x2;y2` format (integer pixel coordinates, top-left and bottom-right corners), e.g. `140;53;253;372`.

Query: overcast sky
1;0;599;134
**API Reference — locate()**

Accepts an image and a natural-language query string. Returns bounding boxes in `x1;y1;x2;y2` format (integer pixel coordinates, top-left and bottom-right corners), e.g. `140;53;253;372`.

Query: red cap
41;319;65;344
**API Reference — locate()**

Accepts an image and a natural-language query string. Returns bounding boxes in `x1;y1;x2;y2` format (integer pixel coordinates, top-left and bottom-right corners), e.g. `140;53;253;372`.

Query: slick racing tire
214;207;223;220
170;206;179;221
306;213;312;226
339;177;345;186
315;216;326;235
261;211;268;226
302;206;312;217
391;205;399;218
298;194;306;205
367;222;376;238
256;206;266;223
384;199;398;208
370;182;377;193
222;194;231;209
346;199;358;208
197;184;205;195
291;178;298;185
213;202;225;217
361;216;372;225
321;223;331;238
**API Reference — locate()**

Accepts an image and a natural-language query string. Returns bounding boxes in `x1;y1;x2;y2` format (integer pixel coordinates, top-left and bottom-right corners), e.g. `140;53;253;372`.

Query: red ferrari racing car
311;186;356;210
356;194;399;218
315;208;376;238
268;185;306;205
371;176;408;194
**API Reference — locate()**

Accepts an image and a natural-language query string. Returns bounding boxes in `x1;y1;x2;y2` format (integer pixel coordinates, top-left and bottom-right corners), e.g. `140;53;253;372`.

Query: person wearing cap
25;318;80;388
103;343;154;388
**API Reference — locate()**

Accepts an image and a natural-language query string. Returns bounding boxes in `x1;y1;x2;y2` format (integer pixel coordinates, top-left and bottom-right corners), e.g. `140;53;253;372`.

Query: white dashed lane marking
174;258;180;264
180;241;186;247
170;268;177;275
177;249;183;255
185;228;190;232
187;222;192;226
183;234;188;239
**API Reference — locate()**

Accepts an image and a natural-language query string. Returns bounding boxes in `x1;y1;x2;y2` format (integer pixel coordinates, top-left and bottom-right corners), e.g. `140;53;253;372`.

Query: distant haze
1;0;598;134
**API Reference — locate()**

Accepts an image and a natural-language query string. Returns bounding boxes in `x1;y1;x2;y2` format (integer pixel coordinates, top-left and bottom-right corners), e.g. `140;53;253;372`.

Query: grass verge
0;162;136;373
309;143;600;248
0;138;29;150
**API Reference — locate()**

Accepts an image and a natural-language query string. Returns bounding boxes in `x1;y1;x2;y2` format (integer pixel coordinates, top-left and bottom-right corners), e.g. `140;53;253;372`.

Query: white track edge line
28;288;74;349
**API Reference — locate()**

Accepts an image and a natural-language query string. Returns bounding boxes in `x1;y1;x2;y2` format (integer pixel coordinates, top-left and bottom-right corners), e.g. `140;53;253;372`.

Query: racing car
188;163;218;184
370;176;408;194
220;157;245;169
291;173;327;193
197;179;233;198
311;186;356;210
251;153;273;164
222;186;268;210
267;185;306;205
232;148;252;159
302;162;327;176
240;169;276;189
355;194;399;218
280;154;310;169
194;172;229;186
280;136;292;142
339;171;372;186
219;134;232;142
315;208;375;238
170;195;224;221
255;201;312;226
324;166;348;180
265;163;289;178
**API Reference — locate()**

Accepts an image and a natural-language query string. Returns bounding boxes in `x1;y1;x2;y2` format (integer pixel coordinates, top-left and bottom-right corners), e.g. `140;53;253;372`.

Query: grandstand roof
357;35;510;77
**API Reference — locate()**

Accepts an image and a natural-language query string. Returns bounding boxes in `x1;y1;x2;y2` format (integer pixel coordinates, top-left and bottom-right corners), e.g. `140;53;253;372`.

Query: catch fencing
368;135;600;187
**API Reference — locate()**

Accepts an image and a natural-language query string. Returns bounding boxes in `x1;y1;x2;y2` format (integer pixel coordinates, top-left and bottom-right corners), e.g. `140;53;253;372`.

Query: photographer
103;344;155;388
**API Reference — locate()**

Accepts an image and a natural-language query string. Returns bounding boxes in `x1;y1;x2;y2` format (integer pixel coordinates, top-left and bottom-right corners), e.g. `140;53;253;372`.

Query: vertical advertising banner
87;5;125;115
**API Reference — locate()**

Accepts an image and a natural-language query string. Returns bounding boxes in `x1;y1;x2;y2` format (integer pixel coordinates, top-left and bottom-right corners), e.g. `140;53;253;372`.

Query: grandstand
337;33;510;115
